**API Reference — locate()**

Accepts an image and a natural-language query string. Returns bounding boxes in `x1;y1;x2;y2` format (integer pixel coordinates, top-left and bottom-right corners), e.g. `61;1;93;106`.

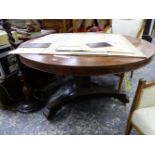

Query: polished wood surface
19;34;155;76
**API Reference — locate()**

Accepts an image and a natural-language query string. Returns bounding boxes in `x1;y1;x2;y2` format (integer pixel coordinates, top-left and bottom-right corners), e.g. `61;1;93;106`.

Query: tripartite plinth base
16;97;46;113
43;76;129;120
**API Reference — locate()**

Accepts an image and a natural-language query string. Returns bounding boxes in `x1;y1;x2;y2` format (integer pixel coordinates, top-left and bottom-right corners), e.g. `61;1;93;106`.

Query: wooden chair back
111;19;145;38
128;79;155;120
125;79;155;134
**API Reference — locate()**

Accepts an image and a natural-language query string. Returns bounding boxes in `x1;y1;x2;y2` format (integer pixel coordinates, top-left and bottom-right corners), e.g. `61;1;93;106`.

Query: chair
111;19;144;38
125;79;155;134
105;19;145;91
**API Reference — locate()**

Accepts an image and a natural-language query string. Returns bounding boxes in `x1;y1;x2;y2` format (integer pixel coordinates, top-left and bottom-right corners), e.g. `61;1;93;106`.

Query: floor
0;45;155;135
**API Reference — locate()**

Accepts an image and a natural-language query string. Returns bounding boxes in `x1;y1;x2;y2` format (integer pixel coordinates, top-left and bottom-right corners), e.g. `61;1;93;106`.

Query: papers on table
31;33;64;43
11;48;46;54
21;43;51;48
55;45;83;51
9;33;146;58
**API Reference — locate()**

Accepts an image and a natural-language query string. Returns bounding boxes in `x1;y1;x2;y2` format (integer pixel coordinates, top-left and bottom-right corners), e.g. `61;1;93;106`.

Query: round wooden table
19;35;155;119
19;36;155;76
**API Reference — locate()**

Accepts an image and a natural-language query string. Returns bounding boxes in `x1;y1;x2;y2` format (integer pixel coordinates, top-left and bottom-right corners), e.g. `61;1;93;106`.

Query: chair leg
130;71;134;79
125;122;133;135
118;73;125;92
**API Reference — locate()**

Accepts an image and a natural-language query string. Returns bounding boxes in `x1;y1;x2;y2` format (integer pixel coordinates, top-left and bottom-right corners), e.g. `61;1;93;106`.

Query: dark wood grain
19;35;155;76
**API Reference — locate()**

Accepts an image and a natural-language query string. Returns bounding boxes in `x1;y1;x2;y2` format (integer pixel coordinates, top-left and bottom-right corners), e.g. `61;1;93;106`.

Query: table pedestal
43;76;129;120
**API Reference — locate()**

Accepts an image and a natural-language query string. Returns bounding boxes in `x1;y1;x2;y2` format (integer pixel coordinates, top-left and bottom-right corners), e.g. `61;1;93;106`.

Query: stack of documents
9;33;146;58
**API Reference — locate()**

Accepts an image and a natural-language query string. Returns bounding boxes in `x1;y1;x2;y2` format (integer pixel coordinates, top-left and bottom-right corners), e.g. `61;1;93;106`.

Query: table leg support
43;76;129;120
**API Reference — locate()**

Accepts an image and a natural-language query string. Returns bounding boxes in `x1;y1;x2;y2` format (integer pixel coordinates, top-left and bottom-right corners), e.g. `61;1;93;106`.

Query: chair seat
132;106;155;134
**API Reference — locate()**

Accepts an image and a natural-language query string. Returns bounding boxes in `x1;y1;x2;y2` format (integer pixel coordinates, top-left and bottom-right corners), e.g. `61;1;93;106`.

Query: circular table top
19;33;155;76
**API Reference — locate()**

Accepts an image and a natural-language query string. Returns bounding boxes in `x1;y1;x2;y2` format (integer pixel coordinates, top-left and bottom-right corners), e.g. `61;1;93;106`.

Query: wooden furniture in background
0;19;58;112
72;19;110;32
41;19;111;33
71;19;86;32
17;29;56;41
72;19;79;32
125;79;155;135
41;19;72;32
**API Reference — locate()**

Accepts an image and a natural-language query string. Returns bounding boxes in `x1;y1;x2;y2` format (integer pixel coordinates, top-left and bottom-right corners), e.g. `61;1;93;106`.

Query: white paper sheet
10;48;45;54
31;33;64;43
9;33;146;58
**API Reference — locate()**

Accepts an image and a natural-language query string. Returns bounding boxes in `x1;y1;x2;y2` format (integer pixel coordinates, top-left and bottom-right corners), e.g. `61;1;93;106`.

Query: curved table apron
19;36;155;119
